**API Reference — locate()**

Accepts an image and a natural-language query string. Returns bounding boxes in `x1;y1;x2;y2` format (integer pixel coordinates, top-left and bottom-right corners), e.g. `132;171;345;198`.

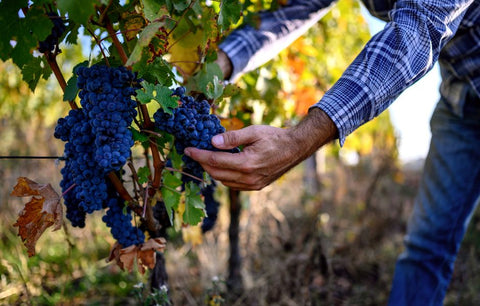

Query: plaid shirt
219;0;478;145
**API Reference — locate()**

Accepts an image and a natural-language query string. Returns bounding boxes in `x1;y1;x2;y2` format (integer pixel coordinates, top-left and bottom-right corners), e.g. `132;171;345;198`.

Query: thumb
212;127;256;150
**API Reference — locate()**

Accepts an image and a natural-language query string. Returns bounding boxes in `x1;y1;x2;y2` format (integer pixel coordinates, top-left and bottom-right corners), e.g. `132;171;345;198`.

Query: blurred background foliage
1;0;479;305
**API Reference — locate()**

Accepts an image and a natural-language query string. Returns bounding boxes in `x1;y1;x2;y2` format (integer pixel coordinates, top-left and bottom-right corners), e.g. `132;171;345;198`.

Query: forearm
219;0;335;80
216;49;233;80
287;107;338;163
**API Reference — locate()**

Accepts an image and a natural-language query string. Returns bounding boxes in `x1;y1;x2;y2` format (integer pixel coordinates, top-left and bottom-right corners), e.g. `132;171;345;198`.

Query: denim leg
388;92;480;306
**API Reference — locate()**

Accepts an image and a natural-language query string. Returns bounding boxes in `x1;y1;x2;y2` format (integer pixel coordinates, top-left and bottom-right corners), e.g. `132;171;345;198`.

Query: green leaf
57;0;97;25
189;62;224;98
172;0;191;12
0;1;52;69
183;182;205;225
138;21;165;47
64;22;81;45
141;0;167;22
126;21;165;66
205;75;224;100
26;6;52;42
134;57;174;86
64;61;88;100
0;0;29;61
130;127;150;143
154;86;179;111
137;166;151;184
125;43;144;67
63;75;78;101
136;82;178;114
218;0;242;32
136;82;156;103
161;171;183;224
21;57;52;92
169;146;183;171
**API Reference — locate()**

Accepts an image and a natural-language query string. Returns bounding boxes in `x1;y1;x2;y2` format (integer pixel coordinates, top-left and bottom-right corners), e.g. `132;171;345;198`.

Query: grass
1;153;480;305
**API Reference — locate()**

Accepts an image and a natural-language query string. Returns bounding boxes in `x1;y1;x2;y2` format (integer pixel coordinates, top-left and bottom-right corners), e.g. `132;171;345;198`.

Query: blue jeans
388;86;480;305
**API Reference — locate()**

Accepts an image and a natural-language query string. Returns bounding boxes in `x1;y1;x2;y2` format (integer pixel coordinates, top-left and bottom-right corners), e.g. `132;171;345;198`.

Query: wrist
288;107;338;159
216;49;233;80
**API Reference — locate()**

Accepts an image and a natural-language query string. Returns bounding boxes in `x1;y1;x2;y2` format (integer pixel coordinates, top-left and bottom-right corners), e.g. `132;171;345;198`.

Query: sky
364;13;440;163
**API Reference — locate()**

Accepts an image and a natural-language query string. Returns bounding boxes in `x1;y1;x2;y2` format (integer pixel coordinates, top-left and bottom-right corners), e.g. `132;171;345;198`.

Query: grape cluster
75;64;139;173
38;12;66;53
55;64;144;247
153;87;236;180
102;197;145;247
54;108;109;223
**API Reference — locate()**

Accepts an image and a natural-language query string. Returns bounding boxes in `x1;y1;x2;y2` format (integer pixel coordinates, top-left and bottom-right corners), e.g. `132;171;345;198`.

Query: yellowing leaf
182;225;203;246
11;177;63;257
122;12;146;41
168;30;205;77
220;117;244;131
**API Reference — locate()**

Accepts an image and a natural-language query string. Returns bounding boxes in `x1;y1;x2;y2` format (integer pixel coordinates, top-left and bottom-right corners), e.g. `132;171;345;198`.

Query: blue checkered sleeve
220;0;474;146
314;0;473;145
219;0;336;81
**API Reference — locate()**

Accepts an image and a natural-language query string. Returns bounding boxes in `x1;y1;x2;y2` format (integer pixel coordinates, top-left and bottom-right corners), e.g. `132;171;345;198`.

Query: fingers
211;126;258;150
184;147;249;171
184;148;266;190
200;162;266;191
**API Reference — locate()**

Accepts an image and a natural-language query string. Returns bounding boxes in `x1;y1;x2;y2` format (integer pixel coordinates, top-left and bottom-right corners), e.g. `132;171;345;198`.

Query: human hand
184;108;339;191
184;125;301;190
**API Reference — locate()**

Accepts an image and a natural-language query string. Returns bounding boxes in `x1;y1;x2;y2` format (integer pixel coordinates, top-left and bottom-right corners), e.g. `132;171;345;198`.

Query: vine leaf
133;56;174;86
122;11;146;41
57;0;96;25
218;0;242;32
161;171;182;224
136;82;178;113
136;166;151;185
11;177;63;257
182;225;203;246
21;57;52;92
141;0;168;22
107;238;167;274
126;21;165;66
183;182;205;225
205;75;224;100
189;62;223;98
63;75;79;101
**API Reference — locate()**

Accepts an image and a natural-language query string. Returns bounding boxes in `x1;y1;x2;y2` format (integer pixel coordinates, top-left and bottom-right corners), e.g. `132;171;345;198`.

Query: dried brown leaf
12;177;63;257
119;245;138;273
107;238;167;274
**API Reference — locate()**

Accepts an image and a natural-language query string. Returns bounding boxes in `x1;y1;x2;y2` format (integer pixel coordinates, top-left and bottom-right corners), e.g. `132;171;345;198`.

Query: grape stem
104;14;128;65
86;27;110;67
44;51;78;109
164;166;205;184
61;183;77;198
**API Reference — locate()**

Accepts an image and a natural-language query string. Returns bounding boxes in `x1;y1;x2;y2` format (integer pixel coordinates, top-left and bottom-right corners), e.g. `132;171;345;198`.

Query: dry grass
1;151;480;305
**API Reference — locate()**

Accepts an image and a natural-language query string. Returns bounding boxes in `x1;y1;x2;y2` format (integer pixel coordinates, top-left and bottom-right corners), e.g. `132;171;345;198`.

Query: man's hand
184;108;338;191
185;125;299;190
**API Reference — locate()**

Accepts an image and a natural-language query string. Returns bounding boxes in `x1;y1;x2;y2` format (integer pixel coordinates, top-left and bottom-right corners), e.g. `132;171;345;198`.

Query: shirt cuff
310;77;374;146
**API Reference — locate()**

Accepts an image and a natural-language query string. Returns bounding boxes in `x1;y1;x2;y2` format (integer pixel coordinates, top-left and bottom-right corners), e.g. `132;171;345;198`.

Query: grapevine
4;0;245;301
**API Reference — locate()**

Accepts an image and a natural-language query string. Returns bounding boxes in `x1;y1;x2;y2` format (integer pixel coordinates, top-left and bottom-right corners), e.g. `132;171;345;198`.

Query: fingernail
184;149;191;157
212;135;224;146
